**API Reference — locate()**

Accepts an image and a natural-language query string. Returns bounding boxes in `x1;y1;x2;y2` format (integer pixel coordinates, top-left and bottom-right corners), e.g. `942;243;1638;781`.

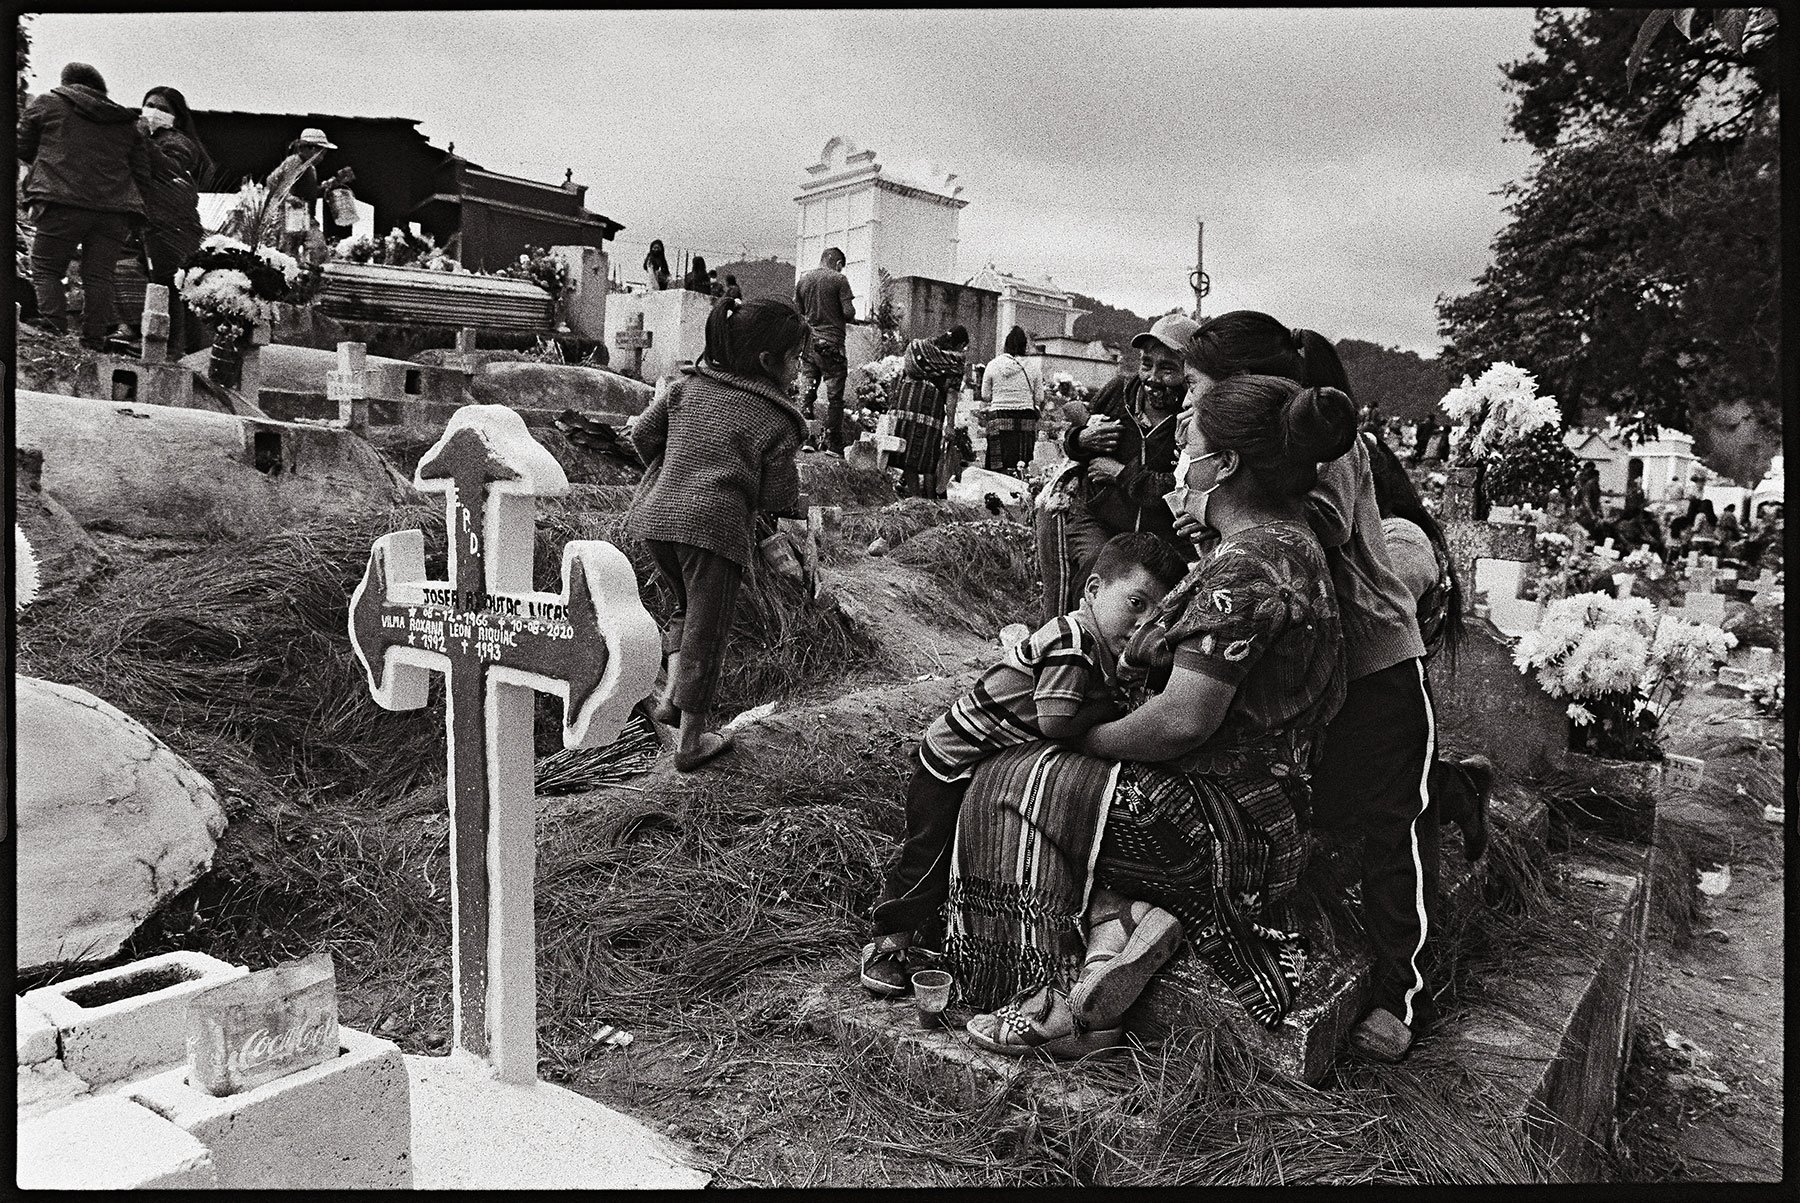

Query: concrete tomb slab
128;1024;410;1190
16;995;59;1067
17;1094;218;1189
16;1058;94;1122
405;1052;710;1189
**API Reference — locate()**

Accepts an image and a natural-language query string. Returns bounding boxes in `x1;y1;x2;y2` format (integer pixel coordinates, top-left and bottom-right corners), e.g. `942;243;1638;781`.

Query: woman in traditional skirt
890;326;970;497
951;372;1357;1058
980;325;1042;475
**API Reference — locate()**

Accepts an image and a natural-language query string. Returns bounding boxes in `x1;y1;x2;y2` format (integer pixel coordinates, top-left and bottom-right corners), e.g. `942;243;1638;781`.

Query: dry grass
889;518;1040;636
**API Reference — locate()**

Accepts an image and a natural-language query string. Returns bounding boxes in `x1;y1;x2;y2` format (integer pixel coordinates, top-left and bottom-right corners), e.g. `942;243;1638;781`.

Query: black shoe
1457;755;1494;862
860;932;913;998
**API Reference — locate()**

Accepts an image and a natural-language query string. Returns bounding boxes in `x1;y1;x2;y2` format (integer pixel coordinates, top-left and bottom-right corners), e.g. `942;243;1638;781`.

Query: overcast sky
26;8;1544;356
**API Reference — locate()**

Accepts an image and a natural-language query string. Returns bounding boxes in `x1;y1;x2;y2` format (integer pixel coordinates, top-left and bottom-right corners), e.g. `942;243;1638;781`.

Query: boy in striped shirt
862;532;1190;997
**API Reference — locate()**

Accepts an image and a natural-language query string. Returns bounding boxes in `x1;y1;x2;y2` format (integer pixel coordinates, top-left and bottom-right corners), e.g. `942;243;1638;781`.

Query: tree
1334;339;1452;421
1440;7;1779;486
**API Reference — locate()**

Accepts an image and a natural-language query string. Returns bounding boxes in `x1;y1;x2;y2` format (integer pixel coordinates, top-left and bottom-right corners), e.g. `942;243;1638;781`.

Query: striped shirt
920;613;1110;781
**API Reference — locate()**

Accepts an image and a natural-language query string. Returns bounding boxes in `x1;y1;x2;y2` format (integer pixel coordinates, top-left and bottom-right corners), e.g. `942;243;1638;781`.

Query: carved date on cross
348;405;659;1082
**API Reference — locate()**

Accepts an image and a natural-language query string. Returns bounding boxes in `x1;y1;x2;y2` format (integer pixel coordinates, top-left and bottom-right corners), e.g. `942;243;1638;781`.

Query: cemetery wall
891;275;997;373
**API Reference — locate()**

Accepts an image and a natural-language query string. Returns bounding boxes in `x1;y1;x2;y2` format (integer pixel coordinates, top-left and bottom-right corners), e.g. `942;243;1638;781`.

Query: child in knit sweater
860;532;1189;996
628;297;810;771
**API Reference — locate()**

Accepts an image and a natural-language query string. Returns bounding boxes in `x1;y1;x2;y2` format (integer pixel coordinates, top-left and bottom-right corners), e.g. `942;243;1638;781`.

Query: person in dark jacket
138;86;212;355
1035;312;1197;622
17;62;154;348
628;297;810;771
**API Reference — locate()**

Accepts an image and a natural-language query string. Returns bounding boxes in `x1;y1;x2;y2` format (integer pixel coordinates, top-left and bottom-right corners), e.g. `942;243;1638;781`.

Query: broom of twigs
533;712;662;795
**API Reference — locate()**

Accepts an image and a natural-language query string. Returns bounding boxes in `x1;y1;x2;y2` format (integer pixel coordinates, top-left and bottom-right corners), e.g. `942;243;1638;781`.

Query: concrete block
1435;620;1570;782
17;1094;217;1188
75;355;206;412
127;1024;411;1189
17;995;58;1066
17;1058;93;1121
23;951;247;1086
406;1052;709;1189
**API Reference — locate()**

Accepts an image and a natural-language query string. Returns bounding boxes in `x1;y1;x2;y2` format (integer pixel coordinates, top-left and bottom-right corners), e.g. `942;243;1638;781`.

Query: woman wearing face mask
137;87;212;355
952;373;1356;1058
1175;311;1492;1064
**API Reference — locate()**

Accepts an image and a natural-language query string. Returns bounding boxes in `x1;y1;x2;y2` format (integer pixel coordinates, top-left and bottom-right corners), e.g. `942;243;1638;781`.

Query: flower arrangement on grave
853;354;904;416
176;234;323;389
1512;591;1735;761
333;227;464;273
1438;361;1577;515
494;246;570;307
1744;673;1783;719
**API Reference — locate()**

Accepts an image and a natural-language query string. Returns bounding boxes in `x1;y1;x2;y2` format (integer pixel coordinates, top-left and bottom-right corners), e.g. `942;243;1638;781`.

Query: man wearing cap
17;62;154;349
1034;312;1197;621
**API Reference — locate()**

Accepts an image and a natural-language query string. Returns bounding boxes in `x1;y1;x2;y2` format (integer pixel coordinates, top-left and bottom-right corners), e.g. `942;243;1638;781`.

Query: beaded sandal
965;984;1124;1060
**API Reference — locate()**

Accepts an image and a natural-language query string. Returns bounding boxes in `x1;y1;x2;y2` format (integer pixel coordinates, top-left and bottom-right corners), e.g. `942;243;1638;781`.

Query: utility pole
1188;218;1210;319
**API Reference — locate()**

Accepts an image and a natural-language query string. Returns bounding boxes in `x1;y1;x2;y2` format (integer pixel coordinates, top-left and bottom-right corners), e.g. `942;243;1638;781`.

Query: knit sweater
1304;435;1426;680
980;354;1041;413
627;364;807;568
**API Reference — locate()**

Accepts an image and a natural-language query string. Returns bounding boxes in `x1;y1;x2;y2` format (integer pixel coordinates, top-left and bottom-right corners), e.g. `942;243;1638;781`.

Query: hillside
714;257;798;303
1335;338;1453;421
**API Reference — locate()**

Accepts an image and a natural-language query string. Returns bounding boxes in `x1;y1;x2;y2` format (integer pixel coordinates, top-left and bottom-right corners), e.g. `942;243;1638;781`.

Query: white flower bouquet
176;234;321;329
1513;591;1735;759
1439;361;1579;507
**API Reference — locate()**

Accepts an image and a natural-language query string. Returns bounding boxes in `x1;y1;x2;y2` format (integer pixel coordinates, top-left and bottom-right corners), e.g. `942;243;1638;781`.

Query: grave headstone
348;405;661;1082
140;283;171;365
327;342;369;435
613;313;653;379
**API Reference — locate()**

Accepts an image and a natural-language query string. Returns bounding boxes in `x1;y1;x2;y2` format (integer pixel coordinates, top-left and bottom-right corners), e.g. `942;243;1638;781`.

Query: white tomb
795;135;967;321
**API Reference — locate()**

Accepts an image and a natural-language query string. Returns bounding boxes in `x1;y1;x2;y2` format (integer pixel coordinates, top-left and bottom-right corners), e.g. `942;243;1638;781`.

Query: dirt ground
1615;669;1786;1182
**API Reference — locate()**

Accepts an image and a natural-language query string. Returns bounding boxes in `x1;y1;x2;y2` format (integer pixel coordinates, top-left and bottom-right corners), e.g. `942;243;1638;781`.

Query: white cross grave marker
347;405;660;1082
328;341;368;434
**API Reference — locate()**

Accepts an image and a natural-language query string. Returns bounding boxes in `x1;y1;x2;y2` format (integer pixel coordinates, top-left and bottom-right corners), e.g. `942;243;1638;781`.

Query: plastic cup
911;969;953;1029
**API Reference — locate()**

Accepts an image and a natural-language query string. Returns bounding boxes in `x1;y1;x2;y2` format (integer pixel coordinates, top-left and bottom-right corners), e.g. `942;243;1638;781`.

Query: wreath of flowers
175;235;322;330
335;228;465;273
494;246;570;302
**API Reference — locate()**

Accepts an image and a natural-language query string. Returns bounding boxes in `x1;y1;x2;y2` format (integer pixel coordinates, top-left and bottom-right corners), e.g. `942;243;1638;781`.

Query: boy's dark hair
1085;532;1188;593
702;296;807;383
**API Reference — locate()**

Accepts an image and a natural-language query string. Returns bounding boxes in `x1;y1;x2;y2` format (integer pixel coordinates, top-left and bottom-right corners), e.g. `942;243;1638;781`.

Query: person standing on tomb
17;62;154;349
269;128;350;261
794;247;858;453
1036;313;1197;623
1716;503;1742;558
980;325;1043;475
891;325;970;498
627;297;810;772
724;273;743;302
643;240;673;290
137;86;211;356
683;253;712;294
708;268;724;298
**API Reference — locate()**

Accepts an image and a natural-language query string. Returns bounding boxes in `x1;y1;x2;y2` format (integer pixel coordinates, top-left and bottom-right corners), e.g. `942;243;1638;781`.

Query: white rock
15;677;227;972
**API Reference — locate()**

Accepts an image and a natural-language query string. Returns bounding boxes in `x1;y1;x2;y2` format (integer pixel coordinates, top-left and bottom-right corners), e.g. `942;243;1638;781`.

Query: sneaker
1347;1007;1414;1062
860;932;913;998
1457;755;1494;862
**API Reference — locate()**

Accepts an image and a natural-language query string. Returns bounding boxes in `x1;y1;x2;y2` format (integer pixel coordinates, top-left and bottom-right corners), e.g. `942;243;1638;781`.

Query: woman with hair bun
628;296;810;770
954;371;1356;1057
1178;310;1491;1064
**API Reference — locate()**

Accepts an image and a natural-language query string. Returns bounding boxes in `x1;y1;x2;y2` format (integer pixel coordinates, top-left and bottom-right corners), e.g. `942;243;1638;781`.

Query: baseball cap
298;128;337;149
1130;313;1201;357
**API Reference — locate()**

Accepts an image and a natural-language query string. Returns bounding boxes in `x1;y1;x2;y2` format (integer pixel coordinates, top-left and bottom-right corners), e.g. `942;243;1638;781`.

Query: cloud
26;8;1545;352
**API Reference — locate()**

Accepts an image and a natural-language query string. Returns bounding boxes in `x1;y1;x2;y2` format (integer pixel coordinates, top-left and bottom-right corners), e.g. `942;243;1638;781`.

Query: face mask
1165;449;1227;528
141;107;174;130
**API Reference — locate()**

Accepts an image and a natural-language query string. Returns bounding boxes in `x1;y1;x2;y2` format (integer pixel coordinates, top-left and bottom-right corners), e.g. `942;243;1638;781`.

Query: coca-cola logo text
227;1015;336;1074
